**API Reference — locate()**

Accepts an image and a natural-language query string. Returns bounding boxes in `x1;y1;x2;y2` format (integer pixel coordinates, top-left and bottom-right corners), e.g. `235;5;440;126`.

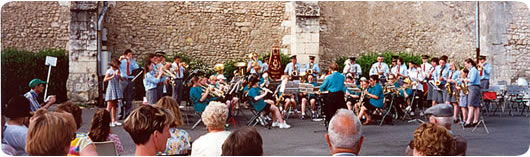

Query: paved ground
77;106;529;156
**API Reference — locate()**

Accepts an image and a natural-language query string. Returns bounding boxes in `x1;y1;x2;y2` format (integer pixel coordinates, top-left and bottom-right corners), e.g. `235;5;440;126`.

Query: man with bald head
326;109;364;156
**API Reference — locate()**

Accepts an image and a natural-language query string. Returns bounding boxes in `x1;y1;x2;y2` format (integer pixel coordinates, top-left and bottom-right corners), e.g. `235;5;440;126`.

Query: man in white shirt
343;57;361;83
391;57;408;86
170;56;186;106
369;55;390;83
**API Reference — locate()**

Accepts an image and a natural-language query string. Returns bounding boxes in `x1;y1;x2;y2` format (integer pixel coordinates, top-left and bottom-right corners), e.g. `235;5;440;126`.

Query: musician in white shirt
391;57;408;86
407;62;425;116
369;55;390;82
343;57;362;82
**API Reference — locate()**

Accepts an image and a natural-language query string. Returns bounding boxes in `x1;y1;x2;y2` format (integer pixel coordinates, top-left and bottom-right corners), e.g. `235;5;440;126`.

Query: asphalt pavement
77;106;529;156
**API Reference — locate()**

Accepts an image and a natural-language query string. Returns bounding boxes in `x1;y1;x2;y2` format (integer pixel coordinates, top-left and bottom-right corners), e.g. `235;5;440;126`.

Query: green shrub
335;51;423;78
1;48;69;105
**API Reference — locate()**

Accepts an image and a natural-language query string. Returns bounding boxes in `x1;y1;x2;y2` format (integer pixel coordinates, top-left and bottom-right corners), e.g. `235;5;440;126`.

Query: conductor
319;63;346;126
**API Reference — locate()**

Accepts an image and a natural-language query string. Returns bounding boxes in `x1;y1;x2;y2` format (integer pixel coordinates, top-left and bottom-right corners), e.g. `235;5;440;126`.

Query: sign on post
44;56;57;99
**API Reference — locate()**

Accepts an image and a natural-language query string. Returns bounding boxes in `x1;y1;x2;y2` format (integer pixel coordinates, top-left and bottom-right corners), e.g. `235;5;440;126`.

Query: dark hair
440;55;448;62
174;56;180;60
329;63;339;71
109;58;120;69
369;75;379;81
88;109;111;142
431;57;439;64
123;49;133;55
462;68;469;74
464;58;477;67
398;57;404;64
221;127;263;156
143;59;153;75
249;76;260;86
55;102;82;130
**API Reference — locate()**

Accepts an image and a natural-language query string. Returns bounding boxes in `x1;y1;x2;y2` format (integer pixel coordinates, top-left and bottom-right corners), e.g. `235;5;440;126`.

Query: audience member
75;109;125;155
326;109;364;156
1;104;16;156
155;96;192;155
405;104;467;156
55;102;92;156
124;105;174;156
410;123;456;156
25;109;77;156
191;101;231;156
221;127;263;156
24;79;56;112
2;95;33;155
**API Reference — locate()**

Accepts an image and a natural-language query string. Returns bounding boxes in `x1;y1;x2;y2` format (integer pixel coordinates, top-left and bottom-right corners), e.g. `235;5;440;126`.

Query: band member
154;52;167;101
284;55;302;79
170;56;186;106
300;75;319;119
344;75;360;111
391;57;408;86
462;58;481;127
358;75;384;125
426;57;439;107
407;62;425;116
248;77;290;128
433;56;449;105
420;55;433;77
319;63;346;124
455;69;469;123
262;55;270;73
397;78;413;117
478;55;492;89
247;52;263;75
369;55;390;83
343;57;361;83
353;78;369;115
275;75;298;115
143;59;162;105
445;62;460;116
189;76;216;113
305;56;321;77
118;49;139;119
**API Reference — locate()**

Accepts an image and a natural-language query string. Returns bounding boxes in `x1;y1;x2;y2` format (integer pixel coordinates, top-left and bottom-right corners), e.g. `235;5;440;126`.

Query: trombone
163;69;177;86
200;85;225;98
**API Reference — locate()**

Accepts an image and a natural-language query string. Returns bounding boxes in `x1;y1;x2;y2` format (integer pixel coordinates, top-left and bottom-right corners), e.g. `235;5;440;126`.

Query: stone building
2;1;529;103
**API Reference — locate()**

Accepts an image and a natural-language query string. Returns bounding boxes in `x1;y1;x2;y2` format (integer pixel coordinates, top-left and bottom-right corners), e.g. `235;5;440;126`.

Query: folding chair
379;93;396;126
472;102;490;134
92;141;118;156
245;96;271;129
505;85;522;116
191;111;203;130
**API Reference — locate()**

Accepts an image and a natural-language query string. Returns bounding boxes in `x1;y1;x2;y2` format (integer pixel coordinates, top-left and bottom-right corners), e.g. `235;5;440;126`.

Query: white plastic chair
92;141;118;156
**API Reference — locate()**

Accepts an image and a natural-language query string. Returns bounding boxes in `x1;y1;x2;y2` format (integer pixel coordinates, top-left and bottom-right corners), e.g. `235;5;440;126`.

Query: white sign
45;56;57;67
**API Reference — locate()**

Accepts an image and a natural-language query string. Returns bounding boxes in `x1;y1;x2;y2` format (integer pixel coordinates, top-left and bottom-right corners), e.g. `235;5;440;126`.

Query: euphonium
163;69;177;86
200;85;225;98
435;80;441;87
291;71;298;78
307;69;313;75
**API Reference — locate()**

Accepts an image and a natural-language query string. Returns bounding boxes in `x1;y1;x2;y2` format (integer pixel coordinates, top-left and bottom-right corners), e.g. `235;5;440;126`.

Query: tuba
234;62;247;76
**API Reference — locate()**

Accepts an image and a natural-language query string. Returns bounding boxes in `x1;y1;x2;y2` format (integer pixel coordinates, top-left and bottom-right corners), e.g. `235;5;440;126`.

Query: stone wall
319;1;530;84
102;1;288;64
481;2;530;83
1;1;70;51
319;1;476;67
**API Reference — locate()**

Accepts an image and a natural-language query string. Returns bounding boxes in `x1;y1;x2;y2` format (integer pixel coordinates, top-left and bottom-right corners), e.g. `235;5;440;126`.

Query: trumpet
477;64;483;72
200;85;225;98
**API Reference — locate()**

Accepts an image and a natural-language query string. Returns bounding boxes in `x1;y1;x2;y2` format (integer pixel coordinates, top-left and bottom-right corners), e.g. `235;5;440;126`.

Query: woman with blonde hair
155;96;192;155
25;109;77;156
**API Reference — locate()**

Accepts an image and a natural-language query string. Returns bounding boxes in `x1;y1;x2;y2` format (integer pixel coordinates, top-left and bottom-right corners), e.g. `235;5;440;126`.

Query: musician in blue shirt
478;55;492;89
284;55;302;77
154;52;167;101
344;75;360;112
247;52;263;75
248;77;290;128
189;76;216;113
358;75;384;125
300;75;320;119
118;49;140;119
319;63;346;123
433;56;450;104
463;58;482;127
304;56;321;77
143;61;162;105
445;62;460;106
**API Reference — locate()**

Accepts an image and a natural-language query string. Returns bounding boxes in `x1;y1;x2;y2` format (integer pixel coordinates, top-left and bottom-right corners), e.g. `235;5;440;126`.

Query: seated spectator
55;102;93;156
25;109;77;156
124;105;174;156
191;101;231;156
24;79;56;112
405;104;467;156
411;123;456;156
2;95;33;155
221;127;263;156
326;109;364;156
1;107;16;156
155;96;192;155
76;109;124;155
